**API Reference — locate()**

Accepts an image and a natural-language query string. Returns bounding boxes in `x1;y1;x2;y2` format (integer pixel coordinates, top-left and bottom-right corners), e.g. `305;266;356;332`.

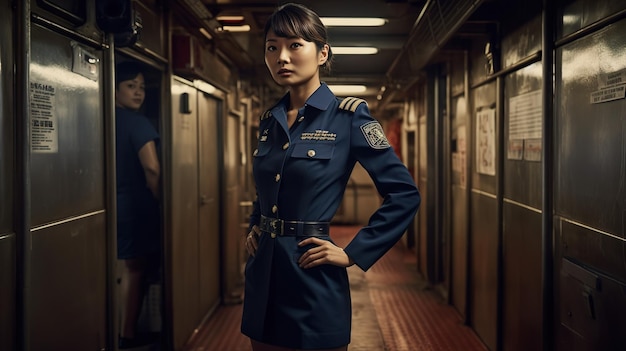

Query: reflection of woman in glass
115;61;160;349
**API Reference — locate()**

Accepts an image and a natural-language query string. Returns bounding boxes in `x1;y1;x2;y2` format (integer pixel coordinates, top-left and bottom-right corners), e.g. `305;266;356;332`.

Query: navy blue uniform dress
115;107;160;259
241;83;420;349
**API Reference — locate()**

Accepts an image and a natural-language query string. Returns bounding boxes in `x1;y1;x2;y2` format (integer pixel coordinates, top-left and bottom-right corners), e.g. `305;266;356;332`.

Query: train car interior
2;0;626;350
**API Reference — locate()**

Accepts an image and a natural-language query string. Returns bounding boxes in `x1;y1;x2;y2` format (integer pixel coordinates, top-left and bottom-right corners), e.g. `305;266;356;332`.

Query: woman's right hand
245;225;262;256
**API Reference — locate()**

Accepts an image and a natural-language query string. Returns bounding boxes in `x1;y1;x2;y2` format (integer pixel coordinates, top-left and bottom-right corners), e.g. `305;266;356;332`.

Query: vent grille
390;0;484;78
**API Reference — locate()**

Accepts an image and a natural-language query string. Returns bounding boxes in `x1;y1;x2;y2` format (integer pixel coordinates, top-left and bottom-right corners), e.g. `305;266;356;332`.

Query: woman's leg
119;256;148;338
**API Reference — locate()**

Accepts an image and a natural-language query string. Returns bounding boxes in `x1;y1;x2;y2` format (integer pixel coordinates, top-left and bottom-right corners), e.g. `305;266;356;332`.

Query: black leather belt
260;215;329;237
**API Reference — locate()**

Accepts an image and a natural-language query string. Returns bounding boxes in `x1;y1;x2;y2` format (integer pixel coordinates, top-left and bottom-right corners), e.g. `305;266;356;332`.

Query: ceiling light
220;24;251;32
332;47;378;55
216;15;245;22
321;17;387;27
199;27;212;40
328;85;368;94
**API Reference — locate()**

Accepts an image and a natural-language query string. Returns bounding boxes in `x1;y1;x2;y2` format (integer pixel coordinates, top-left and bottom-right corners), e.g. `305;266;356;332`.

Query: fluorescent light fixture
321;17;387;27
328;85;368;94
220;24;251;32
199;27;212;40
216;15;245;22
332;47;378;55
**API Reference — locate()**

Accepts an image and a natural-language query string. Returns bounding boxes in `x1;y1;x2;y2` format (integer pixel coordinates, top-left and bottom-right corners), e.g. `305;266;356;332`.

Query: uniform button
275;174;281;182
298;116;305;122
282;142;290;150
253;149;258;156
272;205;278;213
307;149;316;157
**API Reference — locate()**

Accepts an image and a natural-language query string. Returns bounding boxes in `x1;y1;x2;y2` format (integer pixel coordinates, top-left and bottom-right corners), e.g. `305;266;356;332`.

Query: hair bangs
265;5;316;42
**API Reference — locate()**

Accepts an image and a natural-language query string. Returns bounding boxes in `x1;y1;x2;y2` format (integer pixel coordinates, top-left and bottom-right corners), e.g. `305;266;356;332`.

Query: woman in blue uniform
242;3;421;351
115;61;161;349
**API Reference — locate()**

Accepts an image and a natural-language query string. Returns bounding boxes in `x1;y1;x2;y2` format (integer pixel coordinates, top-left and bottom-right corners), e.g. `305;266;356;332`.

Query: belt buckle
270;218;283;238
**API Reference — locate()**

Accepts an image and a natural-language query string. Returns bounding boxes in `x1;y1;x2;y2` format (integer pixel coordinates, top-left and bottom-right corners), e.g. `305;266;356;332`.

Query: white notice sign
590;84;626;104
476;108;496;176
30;81;58;153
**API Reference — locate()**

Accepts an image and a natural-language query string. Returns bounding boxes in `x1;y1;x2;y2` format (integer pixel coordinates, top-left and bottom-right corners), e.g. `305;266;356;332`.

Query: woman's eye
291;42;302;48
266;46;275;52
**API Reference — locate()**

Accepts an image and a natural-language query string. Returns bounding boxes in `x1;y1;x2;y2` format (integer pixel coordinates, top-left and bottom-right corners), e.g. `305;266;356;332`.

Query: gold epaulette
338;97;367;112
260;110;271;120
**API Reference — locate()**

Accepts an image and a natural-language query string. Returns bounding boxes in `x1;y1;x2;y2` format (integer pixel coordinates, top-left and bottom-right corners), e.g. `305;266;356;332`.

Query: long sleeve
343;102;421;271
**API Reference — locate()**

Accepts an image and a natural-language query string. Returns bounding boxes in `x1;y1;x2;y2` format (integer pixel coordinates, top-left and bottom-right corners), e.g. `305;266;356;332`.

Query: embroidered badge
360;121;391;149
300;130;337;141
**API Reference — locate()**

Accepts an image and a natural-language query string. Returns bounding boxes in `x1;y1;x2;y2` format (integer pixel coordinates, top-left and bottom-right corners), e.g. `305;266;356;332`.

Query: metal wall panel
502;203;543;350
29;215;106;350
0;6;15;347
28;22;106;350
30;0;101;42
555;221;626;349
0;0;14;234
555;12;626;351
30;25;104;225
555;19;626;237
559;0;626;38
469;193;498;351
223;110;244;301
169;77;200;350
503;63;543;208
134;0;165;57
0;234;16;351
197;92;221;315
500;5;542;70
502;61;544;351
450;94;469;318
469;81;498;350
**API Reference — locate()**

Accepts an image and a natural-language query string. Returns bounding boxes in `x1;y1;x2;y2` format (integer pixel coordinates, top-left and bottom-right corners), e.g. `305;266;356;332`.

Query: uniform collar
270;82;336;115
305;82;335;111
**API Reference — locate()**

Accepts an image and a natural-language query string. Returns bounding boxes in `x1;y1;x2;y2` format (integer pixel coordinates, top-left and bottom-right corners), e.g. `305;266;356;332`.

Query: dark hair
264;3;333;72
115;61;144;87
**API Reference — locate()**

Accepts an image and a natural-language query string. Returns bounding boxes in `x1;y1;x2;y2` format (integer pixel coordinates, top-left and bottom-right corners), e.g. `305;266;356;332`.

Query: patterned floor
183;225;488;351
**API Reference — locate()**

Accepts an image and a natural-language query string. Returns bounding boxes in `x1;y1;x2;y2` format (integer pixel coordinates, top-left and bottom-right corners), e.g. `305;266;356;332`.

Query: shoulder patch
260;110;271;120
339;97;367;112
360;121;391;149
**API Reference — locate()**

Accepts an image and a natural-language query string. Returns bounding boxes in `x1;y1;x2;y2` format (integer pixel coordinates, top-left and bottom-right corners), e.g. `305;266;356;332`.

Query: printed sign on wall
476;107;496;175
30;81;58;153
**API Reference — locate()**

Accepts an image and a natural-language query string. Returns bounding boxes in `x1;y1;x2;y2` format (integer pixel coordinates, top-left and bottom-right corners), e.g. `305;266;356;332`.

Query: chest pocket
291;142;334;160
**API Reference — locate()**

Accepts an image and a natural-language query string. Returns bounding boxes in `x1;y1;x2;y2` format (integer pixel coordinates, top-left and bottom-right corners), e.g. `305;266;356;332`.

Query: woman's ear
319;44;329;66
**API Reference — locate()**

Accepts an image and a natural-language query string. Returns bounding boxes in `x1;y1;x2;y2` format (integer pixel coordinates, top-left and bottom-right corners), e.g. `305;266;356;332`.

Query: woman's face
115;73;145;110
265;30;328;88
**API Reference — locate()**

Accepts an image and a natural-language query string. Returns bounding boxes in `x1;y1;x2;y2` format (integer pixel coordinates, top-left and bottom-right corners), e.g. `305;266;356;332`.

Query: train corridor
183;225;487;351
